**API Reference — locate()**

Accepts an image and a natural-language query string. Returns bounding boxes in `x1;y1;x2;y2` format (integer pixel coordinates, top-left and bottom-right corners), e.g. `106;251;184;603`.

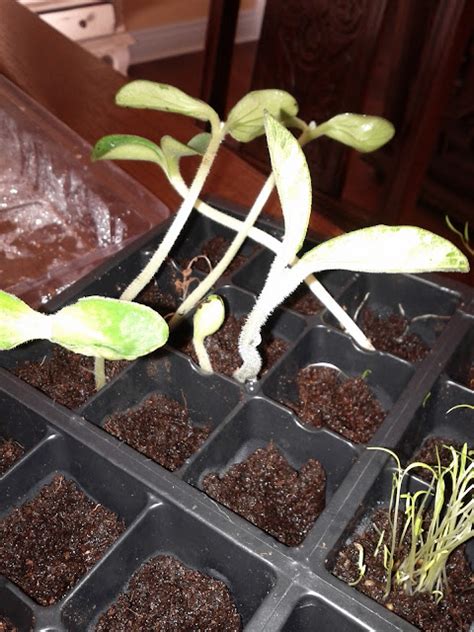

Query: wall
125;0;264;64
123;0;257;32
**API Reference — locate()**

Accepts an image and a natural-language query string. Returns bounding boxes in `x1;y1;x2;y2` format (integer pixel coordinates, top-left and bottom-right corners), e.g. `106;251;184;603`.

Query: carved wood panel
242;0;387;197
422;31;474;222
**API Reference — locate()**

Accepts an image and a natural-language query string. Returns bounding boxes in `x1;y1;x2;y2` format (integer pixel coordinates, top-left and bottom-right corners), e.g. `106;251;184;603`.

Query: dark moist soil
285;365;385;444
333;509;474;631
284;285;323;315
360;308;430;363
0;438;24;475
0;616;18;632
202;441;326;547
181;235;252;276
136;277;179;316
95;554;242;631
410;436;469;481
181;314;288;378
12;347;128;409
0;474;125;606
103;393;211;471
468;365;474;390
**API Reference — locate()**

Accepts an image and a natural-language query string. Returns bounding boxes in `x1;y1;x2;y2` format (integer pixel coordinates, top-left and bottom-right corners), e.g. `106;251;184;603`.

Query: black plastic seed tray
1;208;473;631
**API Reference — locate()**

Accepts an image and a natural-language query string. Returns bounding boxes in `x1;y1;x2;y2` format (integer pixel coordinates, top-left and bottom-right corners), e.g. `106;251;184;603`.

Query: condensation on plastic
0;74;169;307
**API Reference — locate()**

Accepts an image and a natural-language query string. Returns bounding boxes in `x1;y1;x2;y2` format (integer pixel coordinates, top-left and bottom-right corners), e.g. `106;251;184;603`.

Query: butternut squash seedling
0;290;168;366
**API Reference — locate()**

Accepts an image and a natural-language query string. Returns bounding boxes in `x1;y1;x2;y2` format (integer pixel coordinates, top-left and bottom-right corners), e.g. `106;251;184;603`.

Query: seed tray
1;208;473;631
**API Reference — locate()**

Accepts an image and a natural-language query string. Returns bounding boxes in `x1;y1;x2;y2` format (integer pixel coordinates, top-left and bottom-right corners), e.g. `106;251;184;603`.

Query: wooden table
0;0;341;239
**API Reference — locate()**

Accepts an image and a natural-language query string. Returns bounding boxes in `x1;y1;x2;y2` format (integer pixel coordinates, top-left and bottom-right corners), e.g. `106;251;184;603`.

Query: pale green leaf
51;297;169;360
116;81;218;123
225;89;298;142
193;294;225;340
187;132;212;154
265;113;312;261
161;135;200;160
299;226;469;274
312;114;395;152
91;134;165;167
0;290;50;350
160;133;211;177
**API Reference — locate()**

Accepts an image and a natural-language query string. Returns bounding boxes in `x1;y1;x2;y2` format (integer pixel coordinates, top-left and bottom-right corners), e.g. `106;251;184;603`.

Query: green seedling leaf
187;132;212;154
312;114;395;152
0;290;50;350
192;294;225;373
51;297;169;360
193;294;225;341
300;226;469;274
116;81;218;124
265;113;312;260
225;89;298;142
160;135;201;177
91;134;165;167
161;135;200;160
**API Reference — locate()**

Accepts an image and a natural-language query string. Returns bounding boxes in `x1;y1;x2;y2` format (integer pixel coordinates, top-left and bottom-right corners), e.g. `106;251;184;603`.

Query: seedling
233;115;469;382
92;82;397;353
445;215;474;256
368;443;474;601
192;294;225;374
1;82;469;391
0;290;168;388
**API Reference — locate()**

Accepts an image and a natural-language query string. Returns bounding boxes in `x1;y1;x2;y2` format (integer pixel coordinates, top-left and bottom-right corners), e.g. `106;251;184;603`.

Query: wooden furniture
18;0;132;74
0;0;341;240
201;0;241;119
238;0;473;230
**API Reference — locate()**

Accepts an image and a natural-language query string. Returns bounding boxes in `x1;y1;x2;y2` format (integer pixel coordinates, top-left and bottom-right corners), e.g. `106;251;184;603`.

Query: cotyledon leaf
115;81;218;124
310;114;395;152
298;226;469;274
225;89;298;142
0;290;50;350
264;113;312;263
91;134;165;167
50;297;169;360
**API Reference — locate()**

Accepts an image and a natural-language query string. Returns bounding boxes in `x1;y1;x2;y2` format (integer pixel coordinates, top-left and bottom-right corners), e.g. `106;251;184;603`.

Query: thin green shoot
445;215;474;256
368;444;473;602
348;543;367;586
446;403;474;414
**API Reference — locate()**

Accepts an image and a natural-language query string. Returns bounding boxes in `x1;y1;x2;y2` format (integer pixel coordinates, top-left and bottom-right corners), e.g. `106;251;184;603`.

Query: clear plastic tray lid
0;74;169;307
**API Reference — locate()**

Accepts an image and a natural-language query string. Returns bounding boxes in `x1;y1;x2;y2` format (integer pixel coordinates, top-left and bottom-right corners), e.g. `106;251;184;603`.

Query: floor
129;44;473;287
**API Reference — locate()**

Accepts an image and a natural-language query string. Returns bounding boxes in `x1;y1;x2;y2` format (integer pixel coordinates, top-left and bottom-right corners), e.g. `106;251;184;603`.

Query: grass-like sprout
369;444;474;602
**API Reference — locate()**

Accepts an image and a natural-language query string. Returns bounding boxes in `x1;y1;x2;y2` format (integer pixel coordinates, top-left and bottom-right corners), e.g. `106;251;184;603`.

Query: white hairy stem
193;336;213;373
94;123;224;390
169;176;373;349
120;124;225;302
169;174;276;329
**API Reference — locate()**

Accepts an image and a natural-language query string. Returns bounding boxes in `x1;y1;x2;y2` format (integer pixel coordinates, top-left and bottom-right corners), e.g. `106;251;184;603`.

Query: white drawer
40;4;115;41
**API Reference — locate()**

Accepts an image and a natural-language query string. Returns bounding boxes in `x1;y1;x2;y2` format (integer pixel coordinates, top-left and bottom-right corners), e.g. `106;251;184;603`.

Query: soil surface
136;276;179;316
202;441;326;546
95;554;242;631
181;235;252;276
285;365;385;443
0;616;18;632
333;509;474;631
13;347;127;409
181;314;288;378
410;436;469;481
0;438;24;475
104;393;211;471
468;365;474;390
0;474;125;606
360;308;430;363
285;285;323;315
